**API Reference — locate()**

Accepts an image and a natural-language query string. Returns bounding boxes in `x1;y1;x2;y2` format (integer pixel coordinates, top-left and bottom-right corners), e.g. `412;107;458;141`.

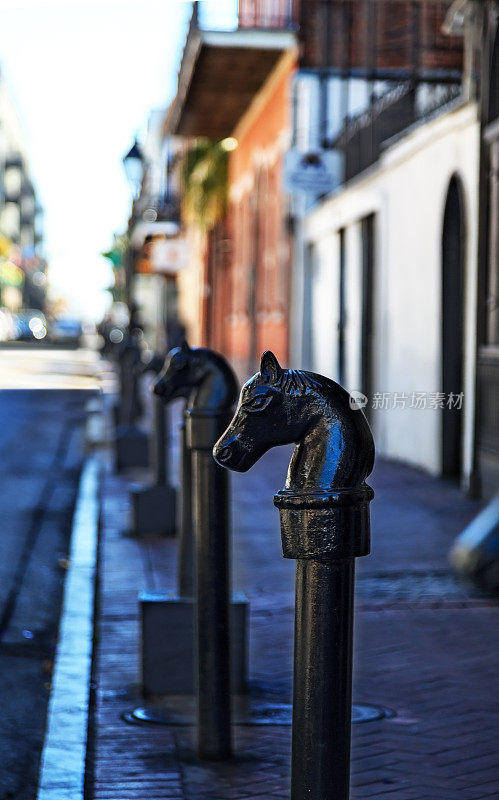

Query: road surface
0;347;99;800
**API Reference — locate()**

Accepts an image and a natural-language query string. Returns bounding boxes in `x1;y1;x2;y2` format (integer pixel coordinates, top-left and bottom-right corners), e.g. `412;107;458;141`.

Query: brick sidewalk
87;422;499;800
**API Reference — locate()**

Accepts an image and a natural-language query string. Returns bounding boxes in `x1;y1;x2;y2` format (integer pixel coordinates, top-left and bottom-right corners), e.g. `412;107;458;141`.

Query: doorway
441;176;465;479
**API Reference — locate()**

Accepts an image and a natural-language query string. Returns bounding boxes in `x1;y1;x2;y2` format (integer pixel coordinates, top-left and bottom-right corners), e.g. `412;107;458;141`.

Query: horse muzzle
213;434;254;472
153;375;182;402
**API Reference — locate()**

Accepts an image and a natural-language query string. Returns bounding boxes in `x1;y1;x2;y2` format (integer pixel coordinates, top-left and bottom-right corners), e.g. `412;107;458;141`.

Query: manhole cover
352;704;393;723
124;701;393;726
243;703;393;725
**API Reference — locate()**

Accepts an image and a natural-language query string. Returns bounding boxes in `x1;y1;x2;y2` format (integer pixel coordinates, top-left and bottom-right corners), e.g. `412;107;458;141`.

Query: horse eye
246;395;271;411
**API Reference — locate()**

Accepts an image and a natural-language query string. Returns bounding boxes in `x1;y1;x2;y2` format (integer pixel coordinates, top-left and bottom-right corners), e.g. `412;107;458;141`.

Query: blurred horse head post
151;346;195;594
126;349;179;538
214;350;375;800
154;340;238;760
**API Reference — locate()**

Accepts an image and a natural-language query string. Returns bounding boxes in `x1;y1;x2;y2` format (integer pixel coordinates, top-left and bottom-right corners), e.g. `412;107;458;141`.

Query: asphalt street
0;347;98;800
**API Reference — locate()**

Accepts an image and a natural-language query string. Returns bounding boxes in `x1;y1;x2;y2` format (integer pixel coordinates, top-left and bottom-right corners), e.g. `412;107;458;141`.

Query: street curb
36;457;100;800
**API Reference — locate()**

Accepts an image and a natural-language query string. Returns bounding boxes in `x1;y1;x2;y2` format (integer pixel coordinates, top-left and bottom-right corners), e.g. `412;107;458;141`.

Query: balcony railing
237;0;299;30
132;192;180;226
155;195;181;225
129;190;181;247
334;82;462;184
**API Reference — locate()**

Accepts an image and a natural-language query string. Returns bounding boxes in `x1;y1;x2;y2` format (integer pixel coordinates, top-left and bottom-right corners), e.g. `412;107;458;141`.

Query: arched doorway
441;175;465;479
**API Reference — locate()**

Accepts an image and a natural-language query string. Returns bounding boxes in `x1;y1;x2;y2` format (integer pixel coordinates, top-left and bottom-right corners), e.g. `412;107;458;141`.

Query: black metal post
118;310;143;427
127;353;176;535
118;343;141;427
115;328;149;471
153;342;238;756
213;350;375;797
177;415;194;597
187;411;232;759
152;395;168;486
292;558;355;800
275;490;371;800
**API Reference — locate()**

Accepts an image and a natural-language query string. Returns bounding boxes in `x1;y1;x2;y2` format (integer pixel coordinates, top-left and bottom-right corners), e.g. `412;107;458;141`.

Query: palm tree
181;138;230;231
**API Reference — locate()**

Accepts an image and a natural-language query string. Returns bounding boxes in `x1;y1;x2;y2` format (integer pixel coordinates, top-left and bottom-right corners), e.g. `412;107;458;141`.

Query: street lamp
122;139;144;199
122;139;144;312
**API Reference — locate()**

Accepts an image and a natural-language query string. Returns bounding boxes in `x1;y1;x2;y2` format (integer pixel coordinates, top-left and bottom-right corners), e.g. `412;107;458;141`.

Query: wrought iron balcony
166;2;296;138
133;192;180;225
129;192;181;247
237;0;299;31
333;82;462;184
155;195;181;224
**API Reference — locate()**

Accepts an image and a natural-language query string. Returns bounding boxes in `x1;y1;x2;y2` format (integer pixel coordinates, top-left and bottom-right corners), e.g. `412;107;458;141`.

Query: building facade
166;0;463;378
165;2;297;376
0;68;45;316
298;0;498;498
302;102;479;483
162;0;496;497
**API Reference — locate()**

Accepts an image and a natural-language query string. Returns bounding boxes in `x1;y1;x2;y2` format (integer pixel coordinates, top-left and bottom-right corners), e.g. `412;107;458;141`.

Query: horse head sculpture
153;340;238;413
215;353;375;793
213;350;374;493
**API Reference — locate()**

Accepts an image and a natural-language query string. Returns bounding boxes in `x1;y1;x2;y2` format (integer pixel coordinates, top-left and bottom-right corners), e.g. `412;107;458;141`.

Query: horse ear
180;339;190;352
260;351;282;383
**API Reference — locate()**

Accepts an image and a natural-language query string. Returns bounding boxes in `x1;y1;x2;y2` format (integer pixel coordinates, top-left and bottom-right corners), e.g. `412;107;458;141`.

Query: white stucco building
288;0;499;500
298;99;480;486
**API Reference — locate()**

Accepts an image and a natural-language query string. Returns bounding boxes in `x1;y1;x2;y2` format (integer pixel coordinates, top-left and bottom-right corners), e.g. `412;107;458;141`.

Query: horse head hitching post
128;352;177;537
214;351;374;800
134;349;195;698
115;324;149;470
136;343;247;701
153;345;198;597
154;341;239;760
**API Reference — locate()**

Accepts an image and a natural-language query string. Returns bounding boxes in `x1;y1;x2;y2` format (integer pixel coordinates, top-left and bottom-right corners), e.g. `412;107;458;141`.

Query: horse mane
273;369;322;397
194;347;230;369
188;346;239;409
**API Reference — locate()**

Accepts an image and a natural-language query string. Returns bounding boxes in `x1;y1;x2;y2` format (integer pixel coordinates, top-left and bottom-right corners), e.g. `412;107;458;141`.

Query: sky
0;0;236;320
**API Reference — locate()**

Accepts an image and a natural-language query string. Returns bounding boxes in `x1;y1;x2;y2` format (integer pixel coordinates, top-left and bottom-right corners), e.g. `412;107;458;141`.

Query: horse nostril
218;446;232;462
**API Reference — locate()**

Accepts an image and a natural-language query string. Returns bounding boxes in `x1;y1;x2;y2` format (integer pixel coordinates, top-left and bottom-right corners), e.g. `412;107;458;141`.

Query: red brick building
222;54;295;371
166;3;296;376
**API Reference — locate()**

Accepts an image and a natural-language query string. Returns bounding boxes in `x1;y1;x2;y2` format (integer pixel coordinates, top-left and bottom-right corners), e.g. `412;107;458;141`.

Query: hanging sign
284;149;339;195
150;237;188;274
